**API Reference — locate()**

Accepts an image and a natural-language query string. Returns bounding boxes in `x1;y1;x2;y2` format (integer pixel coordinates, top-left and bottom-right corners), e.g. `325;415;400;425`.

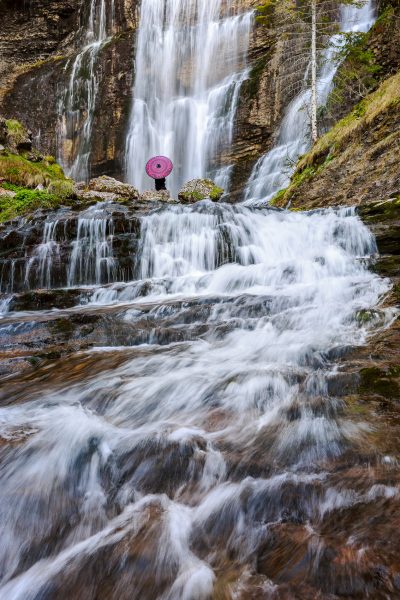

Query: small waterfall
57;0;115;181
0;205;123;294
125;0;253;196
68;208;116;286
25;221;60;290
244;0;376;204
89;201;382;305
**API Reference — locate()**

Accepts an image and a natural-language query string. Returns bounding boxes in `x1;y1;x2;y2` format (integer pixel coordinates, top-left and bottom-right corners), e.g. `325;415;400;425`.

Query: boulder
74;190;120;205
178;179;224;203
0;187;16;198
139;190;175;203
88;175;139;200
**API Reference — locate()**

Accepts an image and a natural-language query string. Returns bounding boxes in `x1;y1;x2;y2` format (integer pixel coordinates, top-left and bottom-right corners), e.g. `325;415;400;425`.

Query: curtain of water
57;0;115;182
125;0;253;196
244;0;376;204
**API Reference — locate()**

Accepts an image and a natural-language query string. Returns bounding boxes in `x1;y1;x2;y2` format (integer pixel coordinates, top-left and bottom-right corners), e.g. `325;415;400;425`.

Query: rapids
0;201;396;598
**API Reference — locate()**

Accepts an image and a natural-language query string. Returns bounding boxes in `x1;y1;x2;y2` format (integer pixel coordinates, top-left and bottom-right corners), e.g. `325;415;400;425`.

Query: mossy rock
178;179;224;204
359;366;400;399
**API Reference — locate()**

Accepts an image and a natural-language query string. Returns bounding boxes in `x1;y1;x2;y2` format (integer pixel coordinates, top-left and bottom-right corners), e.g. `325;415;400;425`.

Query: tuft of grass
5;120;25;136
0;152;67;188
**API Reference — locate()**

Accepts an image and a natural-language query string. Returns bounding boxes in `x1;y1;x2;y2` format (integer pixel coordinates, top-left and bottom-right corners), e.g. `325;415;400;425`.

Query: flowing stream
244;0;376;204
0;201;395;598
125;0;253;196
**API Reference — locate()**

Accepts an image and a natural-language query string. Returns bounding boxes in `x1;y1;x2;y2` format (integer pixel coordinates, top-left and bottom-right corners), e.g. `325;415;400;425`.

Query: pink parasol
145;156;173;179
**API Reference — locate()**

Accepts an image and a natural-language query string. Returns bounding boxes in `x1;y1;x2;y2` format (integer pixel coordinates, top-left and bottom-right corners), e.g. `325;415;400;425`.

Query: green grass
0;188;63;223
0;152;67;188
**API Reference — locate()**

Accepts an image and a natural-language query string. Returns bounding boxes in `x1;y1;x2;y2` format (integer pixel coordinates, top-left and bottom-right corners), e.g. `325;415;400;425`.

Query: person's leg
155;178;167;191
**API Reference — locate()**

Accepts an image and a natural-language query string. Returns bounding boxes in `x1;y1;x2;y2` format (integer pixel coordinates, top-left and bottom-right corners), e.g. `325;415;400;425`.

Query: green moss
49;318;75;337
0;188;63;223
358;197;400;224
270;188;287;206
255;0;276;25
360;366;400;399
0;152;67;188
180;190;203;201
5;120;25;136
210;185;224;201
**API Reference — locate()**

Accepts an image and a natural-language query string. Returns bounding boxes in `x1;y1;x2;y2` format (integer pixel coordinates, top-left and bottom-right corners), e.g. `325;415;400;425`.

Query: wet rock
139;190;175;203
9;288;89;312
0;119;7;145
178;179;224;203
88;176;139;201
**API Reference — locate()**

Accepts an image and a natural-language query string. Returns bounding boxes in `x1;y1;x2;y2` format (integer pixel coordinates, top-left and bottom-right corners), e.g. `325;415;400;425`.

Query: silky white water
244;0;376;204
0;201;392;597
125;0;253;196
57;0;114;181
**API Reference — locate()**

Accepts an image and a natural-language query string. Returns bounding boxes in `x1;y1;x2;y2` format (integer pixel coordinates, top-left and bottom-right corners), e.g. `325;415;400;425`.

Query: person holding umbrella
145;156;174;191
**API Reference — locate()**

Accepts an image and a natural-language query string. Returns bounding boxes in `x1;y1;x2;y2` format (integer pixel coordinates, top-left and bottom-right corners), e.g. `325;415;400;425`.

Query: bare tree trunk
311;0;318;144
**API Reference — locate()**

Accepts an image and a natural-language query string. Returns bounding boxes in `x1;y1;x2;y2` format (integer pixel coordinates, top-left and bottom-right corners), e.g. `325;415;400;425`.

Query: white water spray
125;0;253;196
0;202;392;598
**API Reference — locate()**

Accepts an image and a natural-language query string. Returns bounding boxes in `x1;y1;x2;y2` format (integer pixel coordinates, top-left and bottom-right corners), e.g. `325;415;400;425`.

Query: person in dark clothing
155;177;167;191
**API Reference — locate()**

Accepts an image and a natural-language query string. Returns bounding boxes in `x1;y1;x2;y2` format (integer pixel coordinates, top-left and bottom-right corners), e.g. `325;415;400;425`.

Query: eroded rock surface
178;179;224;203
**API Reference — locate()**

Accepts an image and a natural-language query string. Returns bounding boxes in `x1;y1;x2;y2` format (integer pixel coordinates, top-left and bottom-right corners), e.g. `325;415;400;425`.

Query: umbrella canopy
145;156;173;180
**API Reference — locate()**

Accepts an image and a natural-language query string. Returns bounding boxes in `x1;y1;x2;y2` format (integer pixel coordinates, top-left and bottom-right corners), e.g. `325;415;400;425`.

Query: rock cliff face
0;0;138;180
0;0;314;191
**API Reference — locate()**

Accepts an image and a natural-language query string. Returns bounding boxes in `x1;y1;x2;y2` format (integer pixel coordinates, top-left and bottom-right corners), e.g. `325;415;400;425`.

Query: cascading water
125;0;253;196
57;0;114;181
244;0;376;204
0;0;395;594
67;210;116;287
0;199;395;598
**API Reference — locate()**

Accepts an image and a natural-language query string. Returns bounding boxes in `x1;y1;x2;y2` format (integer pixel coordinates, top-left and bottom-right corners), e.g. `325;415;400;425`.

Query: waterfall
244;0;376;204
25;221;61;290
57;0;114;181
67;209;116;286
125;0;253;196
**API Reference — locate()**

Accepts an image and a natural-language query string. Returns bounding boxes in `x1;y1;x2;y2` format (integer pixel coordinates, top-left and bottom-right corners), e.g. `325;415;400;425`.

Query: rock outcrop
139;190;174;203
272;71;400;210
0;0;138;180
178;179;224;203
